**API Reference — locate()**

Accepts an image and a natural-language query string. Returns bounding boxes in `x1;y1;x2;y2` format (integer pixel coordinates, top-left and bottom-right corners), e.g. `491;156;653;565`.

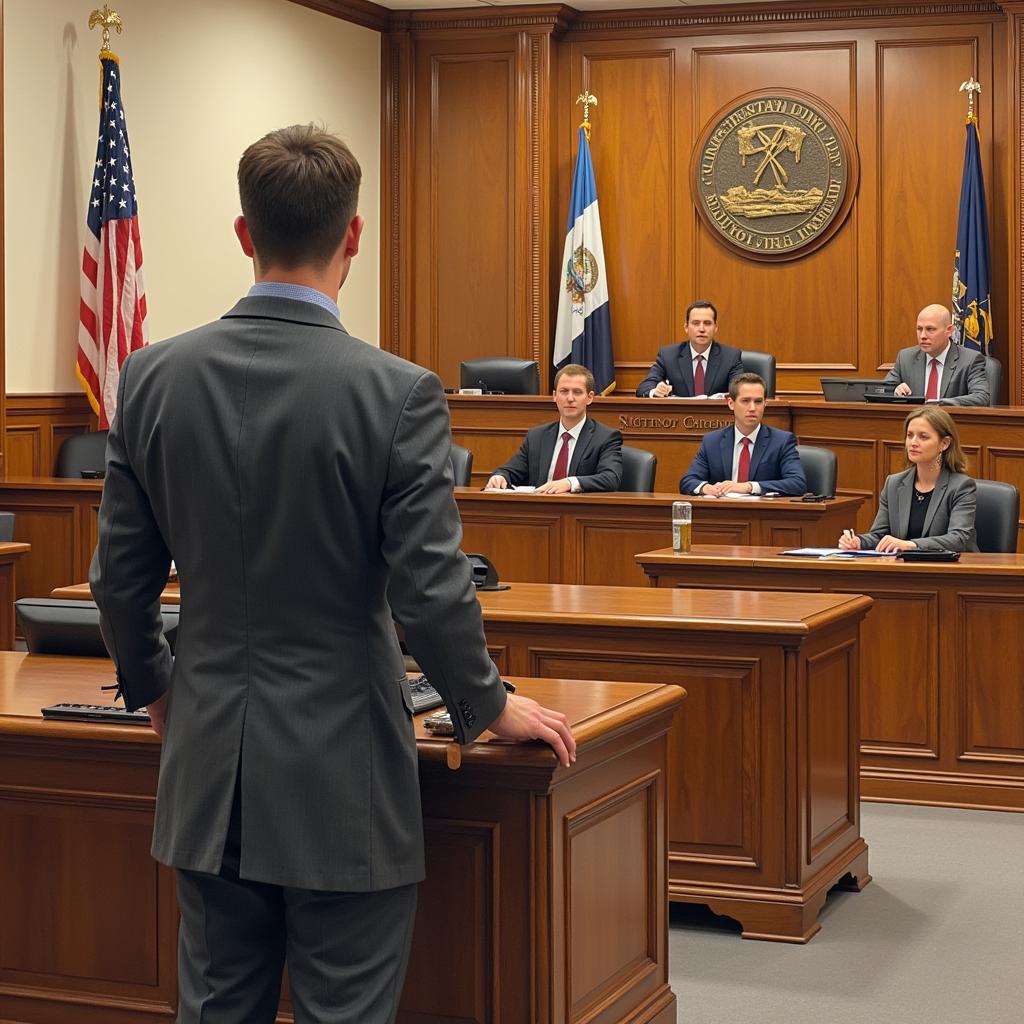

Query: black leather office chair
459;358;540;395
739;350;777;398
449;444;474;487
796;445;837;498
15;598;179;657
984;355;1002;405
619;446;657;492
54;430;108;478
0;512;14;542
974;479;1019;553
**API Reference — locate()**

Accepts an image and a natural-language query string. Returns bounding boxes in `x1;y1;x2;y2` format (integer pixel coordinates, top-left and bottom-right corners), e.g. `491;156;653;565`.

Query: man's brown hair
553;364;595;392
237;124;361;270
728;372;766;400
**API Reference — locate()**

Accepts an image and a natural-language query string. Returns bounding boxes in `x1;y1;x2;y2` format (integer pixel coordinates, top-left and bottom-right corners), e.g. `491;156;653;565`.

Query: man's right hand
651;381;673;398
894;382;912;397
487;693;576;767
484;475;509;490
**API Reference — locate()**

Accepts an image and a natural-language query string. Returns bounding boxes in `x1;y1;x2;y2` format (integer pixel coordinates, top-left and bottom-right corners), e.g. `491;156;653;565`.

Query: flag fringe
74;363;103;421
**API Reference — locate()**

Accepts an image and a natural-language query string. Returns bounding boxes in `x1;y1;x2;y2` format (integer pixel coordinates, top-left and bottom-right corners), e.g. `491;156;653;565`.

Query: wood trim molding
5;393;94;416
285;0;389;33
564;1;1004;36
381;30;412;358
389;5;575;35
1005;2;1024;403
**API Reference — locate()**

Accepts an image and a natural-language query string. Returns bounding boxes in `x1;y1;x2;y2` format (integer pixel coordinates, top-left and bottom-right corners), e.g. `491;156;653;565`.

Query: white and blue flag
553;127;615;394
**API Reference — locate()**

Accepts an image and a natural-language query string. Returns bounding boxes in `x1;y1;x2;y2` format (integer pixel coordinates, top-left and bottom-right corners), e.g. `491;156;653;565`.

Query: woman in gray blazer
838;406;978;552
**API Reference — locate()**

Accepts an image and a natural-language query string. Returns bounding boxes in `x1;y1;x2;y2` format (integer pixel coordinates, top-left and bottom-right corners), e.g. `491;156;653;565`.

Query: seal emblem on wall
691;89;858;262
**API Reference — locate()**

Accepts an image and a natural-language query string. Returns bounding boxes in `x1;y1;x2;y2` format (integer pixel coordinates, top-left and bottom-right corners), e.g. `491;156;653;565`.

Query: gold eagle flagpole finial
88;5;123;56
959;77;981;124
576;92;598;141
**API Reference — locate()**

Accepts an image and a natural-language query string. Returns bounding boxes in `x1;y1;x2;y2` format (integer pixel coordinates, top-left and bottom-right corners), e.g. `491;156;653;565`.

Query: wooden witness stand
61;580;876;943
0;655;683;1024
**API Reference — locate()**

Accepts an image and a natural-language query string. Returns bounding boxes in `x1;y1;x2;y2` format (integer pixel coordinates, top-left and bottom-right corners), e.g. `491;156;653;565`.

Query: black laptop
820;378;923;403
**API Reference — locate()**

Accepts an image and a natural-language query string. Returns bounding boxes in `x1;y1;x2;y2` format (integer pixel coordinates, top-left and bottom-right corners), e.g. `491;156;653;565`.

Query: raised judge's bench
447;395;1024;545
0;654;682;1024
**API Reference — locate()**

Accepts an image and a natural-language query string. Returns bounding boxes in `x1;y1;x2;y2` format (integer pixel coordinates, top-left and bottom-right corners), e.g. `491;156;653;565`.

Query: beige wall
4;0;381;394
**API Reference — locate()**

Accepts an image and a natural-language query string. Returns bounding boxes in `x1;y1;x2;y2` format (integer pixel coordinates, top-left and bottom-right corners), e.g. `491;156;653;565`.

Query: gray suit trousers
176;791;417;1024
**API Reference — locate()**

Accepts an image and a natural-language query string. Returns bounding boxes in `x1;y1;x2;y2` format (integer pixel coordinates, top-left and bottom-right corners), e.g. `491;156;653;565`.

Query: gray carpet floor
668;802;1024;1024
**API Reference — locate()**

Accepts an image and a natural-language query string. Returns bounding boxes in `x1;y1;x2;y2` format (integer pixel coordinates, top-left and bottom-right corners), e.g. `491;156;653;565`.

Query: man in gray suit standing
884;303;990;406
90;125;575;1024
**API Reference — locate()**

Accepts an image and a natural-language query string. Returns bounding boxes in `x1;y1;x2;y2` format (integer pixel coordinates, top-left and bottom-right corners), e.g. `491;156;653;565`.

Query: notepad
782;547;899;558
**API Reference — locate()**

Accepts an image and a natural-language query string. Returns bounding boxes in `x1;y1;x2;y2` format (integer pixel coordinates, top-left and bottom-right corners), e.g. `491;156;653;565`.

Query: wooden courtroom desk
0;542;30;649
456;488;864;586
637;546;1024;813
49;580;874;942
471;583;873;943
0;654;682;1024
0;476;860;597
448;396;1024;545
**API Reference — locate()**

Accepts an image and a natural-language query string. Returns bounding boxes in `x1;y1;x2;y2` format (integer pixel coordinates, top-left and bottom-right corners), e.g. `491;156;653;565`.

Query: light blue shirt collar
247;282;340;322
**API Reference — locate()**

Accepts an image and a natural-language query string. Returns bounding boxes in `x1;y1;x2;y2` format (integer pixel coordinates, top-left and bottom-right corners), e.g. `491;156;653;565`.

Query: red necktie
925;358;939;401
737;437;751;483
552;431;572;481
694;354;705;395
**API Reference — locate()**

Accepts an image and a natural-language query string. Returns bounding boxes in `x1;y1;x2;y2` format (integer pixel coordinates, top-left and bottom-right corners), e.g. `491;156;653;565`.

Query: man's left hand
535;478;572;495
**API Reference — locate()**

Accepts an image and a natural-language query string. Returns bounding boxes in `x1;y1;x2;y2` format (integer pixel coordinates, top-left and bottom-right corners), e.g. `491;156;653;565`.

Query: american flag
76;52;147;428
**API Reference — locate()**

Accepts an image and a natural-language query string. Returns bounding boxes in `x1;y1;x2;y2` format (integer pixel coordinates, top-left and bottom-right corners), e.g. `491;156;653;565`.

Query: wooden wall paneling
3;394;95;478
566;40;682;393
412;36;518;386
875;30;990;365
690;37;861;395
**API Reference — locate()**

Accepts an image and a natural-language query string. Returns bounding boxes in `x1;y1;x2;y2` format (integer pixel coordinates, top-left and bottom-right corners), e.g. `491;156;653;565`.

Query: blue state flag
951;116;993;353
553;127;615;394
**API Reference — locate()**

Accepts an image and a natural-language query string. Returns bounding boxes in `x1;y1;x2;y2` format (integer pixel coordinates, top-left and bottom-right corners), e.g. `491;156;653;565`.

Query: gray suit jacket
90;296;507;892
858;467;978;551
883;344;989;406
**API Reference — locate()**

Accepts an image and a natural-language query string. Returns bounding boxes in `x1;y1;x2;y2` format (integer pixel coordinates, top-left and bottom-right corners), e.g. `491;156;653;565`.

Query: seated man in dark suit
680;373;806;496
884;304;989;406
485;363;622;493
636;300;743;398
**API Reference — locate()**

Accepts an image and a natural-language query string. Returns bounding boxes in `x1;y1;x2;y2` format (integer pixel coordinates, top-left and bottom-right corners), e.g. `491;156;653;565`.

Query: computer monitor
820;378;891;403
459;358;540;395
16;598;180;657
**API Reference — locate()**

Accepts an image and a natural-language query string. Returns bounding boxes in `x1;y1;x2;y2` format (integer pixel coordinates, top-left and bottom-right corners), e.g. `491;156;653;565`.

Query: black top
907;487;933;540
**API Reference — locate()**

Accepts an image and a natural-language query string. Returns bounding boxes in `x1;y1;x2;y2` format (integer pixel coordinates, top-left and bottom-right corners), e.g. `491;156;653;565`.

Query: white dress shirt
694;424;762;495
546;417;586;492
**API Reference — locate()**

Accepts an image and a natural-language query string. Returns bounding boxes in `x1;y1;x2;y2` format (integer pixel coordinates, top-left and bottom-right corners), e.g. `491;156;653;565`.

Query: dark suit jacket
492;418;623;491
680;424;807;496
636;340;744;398
90;296;507;892
883;344;990;406
858;467;978;551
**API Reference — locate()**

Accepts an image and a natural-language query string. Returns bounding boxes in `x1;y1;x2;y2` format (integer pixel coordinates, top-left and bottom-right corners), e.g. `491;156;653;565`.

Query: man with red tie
635;300;744;398
485;364;623;493
885;304;990;406
679;373;806;496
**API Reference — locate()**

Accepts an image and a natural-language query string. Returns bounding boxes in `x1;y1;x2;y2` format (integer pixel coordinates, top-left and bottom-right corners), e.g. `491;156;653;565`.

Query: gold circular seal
691;89;858;262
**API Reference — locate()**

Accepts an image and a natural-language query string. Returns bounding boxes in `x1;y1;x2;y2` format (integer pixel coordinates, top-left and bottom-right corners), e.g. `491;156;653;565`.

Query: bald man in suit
885;304;990;406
